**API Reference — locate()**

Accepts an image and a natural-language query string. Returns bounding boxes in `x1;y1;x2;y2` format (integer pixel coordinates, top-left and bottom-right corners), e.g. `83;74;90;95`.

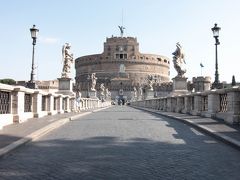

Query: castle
75;35;173;102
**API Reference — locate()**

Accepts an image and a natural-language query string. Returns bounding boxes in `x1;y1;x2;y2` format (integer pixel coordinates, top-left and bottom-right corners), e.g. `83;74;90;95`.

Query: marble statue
105;88;111;99
133;87;137;98
62;43;74;78
172;42;186;77
90;73;97;91
118;25;125;37
147;75;154;90
100;83;105;96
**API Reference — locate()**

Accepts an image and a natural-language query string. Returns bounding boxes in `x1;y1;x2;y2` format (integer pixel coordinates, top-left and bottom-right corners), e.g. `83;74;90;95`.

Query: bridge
0;105;240;179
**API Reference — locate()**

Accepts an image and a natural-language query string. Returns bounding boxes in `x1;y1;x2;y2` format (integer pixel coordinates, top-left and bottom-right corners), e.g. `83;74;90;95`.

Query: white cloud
39;36;60;44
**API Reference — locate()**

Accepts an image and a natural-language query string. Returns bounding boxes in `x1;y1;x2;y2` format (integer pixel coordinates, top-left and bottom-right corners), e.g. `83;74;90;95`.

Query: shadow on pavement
0;134;240;179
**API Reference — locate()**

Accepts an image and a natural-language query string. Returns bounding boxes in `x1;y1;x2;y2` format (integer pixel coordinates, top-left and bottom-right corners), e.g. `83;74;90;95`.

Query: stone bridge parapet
131;86;240;125
0;83;111;129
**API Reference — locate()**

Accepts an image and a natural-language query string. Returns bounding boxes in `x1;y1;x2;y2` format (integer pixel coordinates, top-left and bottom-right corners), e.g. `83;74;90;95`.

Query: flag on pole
200;63;204;67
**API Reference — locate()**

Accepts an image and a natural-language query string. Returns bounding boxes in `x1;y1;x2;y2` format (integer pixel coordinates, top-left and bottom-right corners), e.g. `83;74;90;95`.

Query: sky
1;0;240;83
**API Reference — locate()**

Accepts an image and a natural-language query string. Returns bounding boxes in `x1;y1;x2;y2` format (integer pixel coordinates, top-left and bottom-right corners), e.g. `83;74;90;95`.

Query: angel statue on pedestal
61;43;74;78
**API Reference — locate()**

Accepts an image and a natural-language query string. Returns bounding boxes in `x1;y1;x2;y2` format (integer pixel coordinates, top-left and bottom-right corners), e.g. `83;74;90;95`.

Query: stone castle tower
75;35;171;101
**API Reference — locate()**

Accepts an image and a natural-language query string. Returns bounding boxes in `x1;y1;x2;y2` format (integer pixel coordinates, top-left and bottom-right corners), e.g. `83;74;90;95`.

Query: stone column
171;97;177;112
57;95;64;114
47;94;54;115
182;96;190;114
159;99;164;111
226;87;240;124
206;91;220;118
33;91;42;118
166;97;172;112
176;96;184;113
65;97;70;112
12;88;25;123
163;98;167;111
192;94;202;115
70;98;75;112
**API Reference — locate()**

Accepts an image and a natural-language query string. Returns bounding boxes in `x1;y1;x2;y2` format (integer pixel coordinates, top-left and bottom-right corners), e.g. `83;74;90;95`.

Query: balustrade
24;94;32;112
0;91;10;114
202;96;208;111
219;93;227;112
131;87;240;125
0;83;111;129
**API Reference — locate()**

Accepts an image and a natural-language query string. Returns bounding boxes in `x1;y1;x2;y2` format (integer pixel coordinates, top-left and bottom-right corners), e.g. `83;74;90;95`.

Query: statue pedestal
171;77;188;95
57;77;74;96
99;95;105;102
145;89;154;99
89;90;97;99
26;81;38;89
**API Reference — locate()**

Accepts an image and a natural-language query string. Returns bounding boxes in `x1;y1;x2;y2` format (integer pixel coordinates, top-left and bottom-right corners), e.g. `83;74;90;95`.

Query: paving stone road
0;106;240;180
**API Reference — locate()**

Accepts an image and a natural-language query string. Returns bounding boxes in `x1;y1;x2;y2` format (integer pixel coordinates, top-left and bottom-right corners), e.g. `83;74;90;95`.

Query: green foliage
0;78;16;85
231;75;236;86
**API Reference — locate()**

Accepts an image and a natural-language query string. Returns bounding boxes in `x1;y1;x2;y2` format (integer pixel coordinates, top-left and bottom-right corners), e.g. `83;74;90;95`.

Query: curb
0;106;111;158
131;106;240;151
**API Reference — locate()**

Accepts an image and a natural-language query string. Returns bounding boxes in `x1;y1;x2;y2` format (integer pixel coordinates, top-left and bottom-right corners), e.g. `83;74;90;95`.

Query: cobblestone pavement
0;106;240;180
0;112;80;149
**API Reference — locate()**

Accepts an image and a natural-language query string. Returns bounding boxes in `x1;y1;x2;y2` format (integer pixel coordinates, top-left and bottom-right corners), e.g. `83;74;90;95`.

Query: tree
0;78;16;85
231;75;236;86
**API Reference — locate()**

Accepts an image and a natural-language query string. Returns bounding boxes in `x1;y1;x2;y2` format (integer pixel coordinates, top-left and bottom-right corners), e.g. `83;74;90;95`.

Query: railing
53;97;57;110
219;93;227;112
202;96;208;111
131;87;240;125
0;91;10;114
24;94;32;112
0;83;111;129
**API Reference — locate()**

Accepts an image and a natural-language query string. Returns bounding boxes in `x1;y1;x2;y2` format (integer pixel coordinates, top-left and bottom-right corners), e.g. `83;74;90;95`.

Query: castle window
157;58;161;61
115;53;127;59
164;59;167;63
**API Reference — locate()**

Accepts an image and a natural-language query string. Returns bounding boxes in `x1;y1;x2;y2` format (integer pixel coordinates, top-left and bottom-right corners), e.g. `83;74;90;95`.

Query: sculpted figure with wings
172;42;186;77
61;43;73;78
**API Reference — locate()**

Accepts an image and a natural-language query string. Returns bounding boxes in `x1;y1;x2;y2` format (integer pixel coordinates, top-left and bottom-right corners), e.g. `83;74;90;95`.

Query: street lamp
211;23;221;89
27;24;39;89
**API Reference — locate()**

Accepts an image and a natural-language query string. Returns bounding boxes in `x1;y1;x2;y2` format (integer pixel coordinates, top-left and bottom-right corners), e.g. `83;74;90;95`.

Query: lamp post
211;23;221;89
27;24;39;89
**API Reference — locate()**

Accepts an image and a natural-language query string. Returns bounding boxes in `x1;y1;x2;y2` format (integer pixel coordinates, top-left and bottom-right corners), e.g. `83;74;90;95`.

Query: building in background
75;35;171;102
